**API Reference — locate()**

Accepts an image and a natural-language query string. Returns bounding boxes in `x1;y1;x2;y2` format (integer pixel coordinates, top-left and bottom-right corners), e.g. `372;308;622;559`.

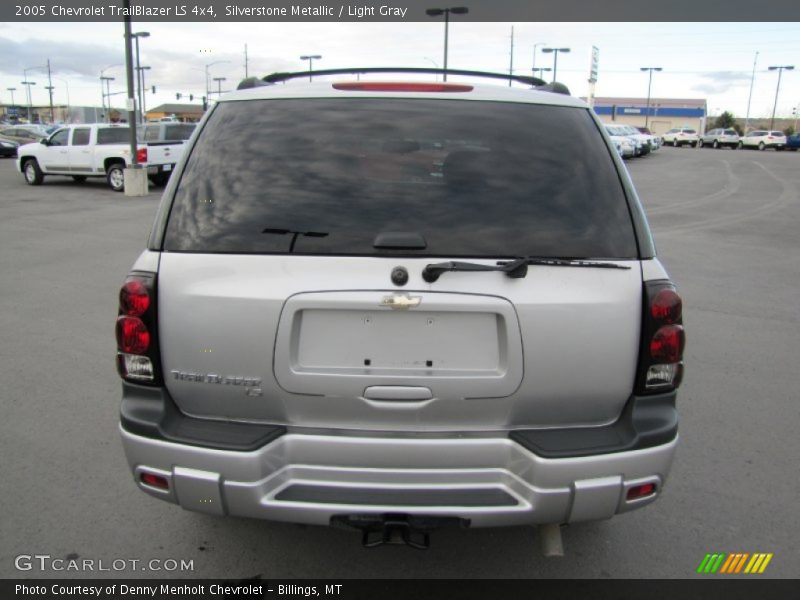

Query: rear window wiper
262;228;328;253
422;257;631;283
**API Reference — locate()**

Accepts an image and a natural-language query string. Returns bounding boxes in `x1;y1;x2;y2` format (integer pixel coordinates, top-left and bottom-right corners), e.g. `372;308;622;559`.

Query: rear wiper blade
422;257;631;282
262;228;328;253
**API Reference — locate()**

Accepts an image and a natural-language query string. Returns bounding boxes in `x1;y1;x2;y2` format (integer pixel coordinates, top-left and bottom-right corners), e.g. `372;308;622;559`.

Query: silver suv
116;69;685;549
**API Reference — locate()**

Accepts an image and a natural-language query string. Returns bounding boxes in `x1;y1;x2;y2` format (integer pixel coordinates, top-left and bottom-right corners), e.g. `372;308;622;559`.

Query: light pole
640;67;662;129
100;64;121;122
532;67;552;79
425;6;468;82
299;55;322;82
768;65;794;130
744;51;759;134
139;66;151;120
6;88;17;119
531;42;547;73
132;31;150;124
541;47;570;83
21;80;36;122
100;76;115;122
54;78;71;122
213;77;226;96
423;56;440;81
204;60;230;100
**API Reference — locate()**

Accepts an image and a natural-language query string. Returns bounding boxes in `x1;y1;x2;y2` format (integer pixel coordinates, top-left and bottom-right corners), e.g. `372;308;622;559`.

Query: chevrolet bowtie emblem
380;294;422;310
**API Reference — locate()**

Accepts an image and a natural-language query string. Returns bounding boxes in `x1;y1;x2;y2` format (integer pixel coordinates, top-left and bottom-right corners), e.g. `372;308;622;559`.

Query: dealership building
591;97;708;135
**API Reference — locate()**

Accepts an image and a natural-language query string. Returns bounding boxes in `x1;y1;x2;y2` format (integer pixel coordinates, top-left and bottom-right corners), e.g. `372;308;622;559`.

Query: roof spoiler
238;68;571;95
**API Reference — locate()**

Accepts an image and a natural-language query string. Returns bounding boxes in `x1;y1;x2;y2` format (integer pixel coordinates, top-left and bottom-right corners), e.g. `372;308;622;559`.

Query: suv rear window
163;98;637;258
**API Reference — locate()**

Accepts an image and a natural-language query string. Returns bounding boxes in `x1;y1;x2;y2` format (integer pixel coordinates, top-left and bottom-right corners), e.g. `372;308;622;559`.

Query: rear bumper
120;386;679;527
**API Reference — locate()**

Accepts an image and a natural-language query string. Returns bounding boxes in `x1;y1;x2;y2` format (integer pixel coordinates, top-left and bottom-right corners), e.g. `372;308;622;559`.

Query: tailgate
157;254;642;432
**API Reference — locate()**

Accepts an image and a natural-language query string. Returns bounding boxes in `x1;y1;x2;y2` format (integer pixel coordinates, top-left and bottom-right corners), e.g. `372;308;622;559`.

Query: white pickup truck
16;123;190;192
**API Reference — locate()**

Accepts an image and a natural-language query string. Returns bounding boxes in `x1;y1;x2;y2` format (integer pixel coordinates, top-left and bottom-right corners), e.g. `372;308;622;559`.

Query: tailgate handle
363;386;433;401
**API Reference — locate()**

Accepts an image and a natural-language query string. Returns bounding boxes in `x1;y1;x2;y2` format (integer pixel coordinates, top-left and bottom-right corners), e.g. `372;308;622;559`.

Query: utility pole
508;26;514;87
46;59;54;122
244;43;249;78
744;51;759;134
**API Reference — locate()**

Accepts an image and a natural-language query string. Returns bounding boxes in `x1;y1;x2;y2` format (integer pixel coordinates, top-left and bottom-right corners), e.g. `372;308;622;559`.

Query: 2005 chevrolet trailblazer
116;68;685;550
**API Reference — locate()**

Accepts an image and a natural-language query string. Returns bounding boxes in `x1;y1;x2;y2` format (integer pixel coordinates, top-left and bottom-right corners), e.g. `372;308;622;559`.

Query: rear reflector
333;82;473;93
140;472;169;490
627;483;656;500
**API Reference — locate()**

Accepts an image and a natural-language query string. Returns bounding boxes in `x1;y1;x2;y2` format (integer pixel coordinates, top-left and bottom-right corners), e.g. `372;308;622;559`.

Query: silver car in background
699;128;740;149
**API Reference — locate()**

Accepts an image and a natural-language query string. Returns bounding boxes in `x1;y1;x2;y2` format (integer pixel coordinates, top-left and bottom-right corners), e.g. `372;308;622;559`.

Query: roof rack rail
241;68;570;95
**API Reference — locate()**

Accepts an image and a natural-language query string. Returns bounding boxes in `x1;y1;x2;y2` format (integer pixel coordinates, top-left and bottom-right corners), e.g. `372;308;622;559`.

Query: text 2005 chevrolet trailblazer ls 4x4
115;69;685;551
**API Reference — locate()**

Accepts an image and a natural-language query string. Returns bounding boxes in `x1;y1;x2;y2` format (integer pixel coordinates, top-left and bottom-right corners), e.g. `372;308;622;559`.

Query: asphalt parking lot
1;146;798;579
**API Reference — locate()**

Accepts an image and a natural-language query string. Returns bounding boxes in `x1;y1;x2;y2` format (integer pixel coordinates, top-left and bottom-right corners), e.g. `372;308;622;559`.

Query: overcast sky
1;21;799;121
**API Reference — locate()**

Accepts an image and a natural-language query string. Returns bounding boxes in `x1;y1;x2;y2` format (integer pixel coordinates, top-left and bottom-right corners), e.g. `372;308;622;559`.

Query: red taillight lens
627;483;656;500
651;289;682;323
137;147;147;163
332;82;474;93
116;316;150;354
650;325;685;362
120;279;150;316
140;472;169;490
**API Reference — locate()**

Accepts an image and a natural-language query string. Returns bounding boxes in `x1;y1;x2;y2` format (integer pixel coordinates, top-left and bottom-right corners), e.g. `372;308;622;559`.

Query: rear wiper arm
422;257;631;283
422;258;528;283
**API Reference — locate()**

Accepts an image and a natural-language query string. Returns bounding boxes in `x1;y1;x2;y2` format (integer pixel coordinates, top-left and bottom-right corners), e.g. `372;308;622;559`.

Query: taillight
636;281;685;394
116;273;161;384
137;147;147;163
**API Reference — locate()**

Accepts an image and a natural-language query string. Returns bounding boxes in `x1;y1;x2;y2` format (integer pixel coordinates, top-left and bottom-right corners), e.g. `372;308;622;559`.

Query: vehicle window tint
49;129;69;146
71;128;91;146
164;124;196;141
685;130;696;134
97;128;130;144
143;126;160;142
724;129;737;135
770;131;783;136
165;99;637;259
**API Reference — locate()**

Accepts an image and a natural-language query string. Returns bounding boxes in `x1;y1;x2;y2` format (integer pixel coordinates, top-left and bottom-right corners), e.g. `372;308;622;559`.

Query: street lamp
132;31;150;124
54;77;71;122
6;88;17;118
532;67;552;79
204;60;230;99
425;6;468;82
139;66;151;120
541;47;570;83
21;79;37;123
768;65;794;130
213;77;226;96
531;42;547;72
299;55;322;82
100;76;115;122
100;64;121;122
640;67;663;129
423;56;440;81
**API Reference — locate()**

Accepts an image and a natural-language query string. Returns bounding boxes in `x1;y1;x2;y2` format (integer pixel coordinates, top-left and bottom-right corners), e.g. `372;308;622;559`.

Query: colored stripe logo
697;553;773;574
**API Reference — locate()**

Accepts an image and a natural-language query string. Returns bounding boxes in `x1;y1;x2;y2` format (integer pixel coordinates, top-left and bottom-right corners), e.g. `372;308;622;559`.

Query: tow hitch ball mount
330;514;469;550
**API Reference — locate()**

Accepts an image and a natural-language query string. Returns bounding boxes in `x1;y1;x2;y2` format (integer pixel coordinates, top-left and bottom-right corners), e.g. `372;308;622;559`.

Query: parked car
785;133;800;151
662;128;699;147
16;123;191;191
0;126;46;145
636;127;662;150
739;130;787;150
117;69;684;548
620;124;658;154
604;124;640;157
699;128;740;149
0;137;19;158
137;122;197;186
